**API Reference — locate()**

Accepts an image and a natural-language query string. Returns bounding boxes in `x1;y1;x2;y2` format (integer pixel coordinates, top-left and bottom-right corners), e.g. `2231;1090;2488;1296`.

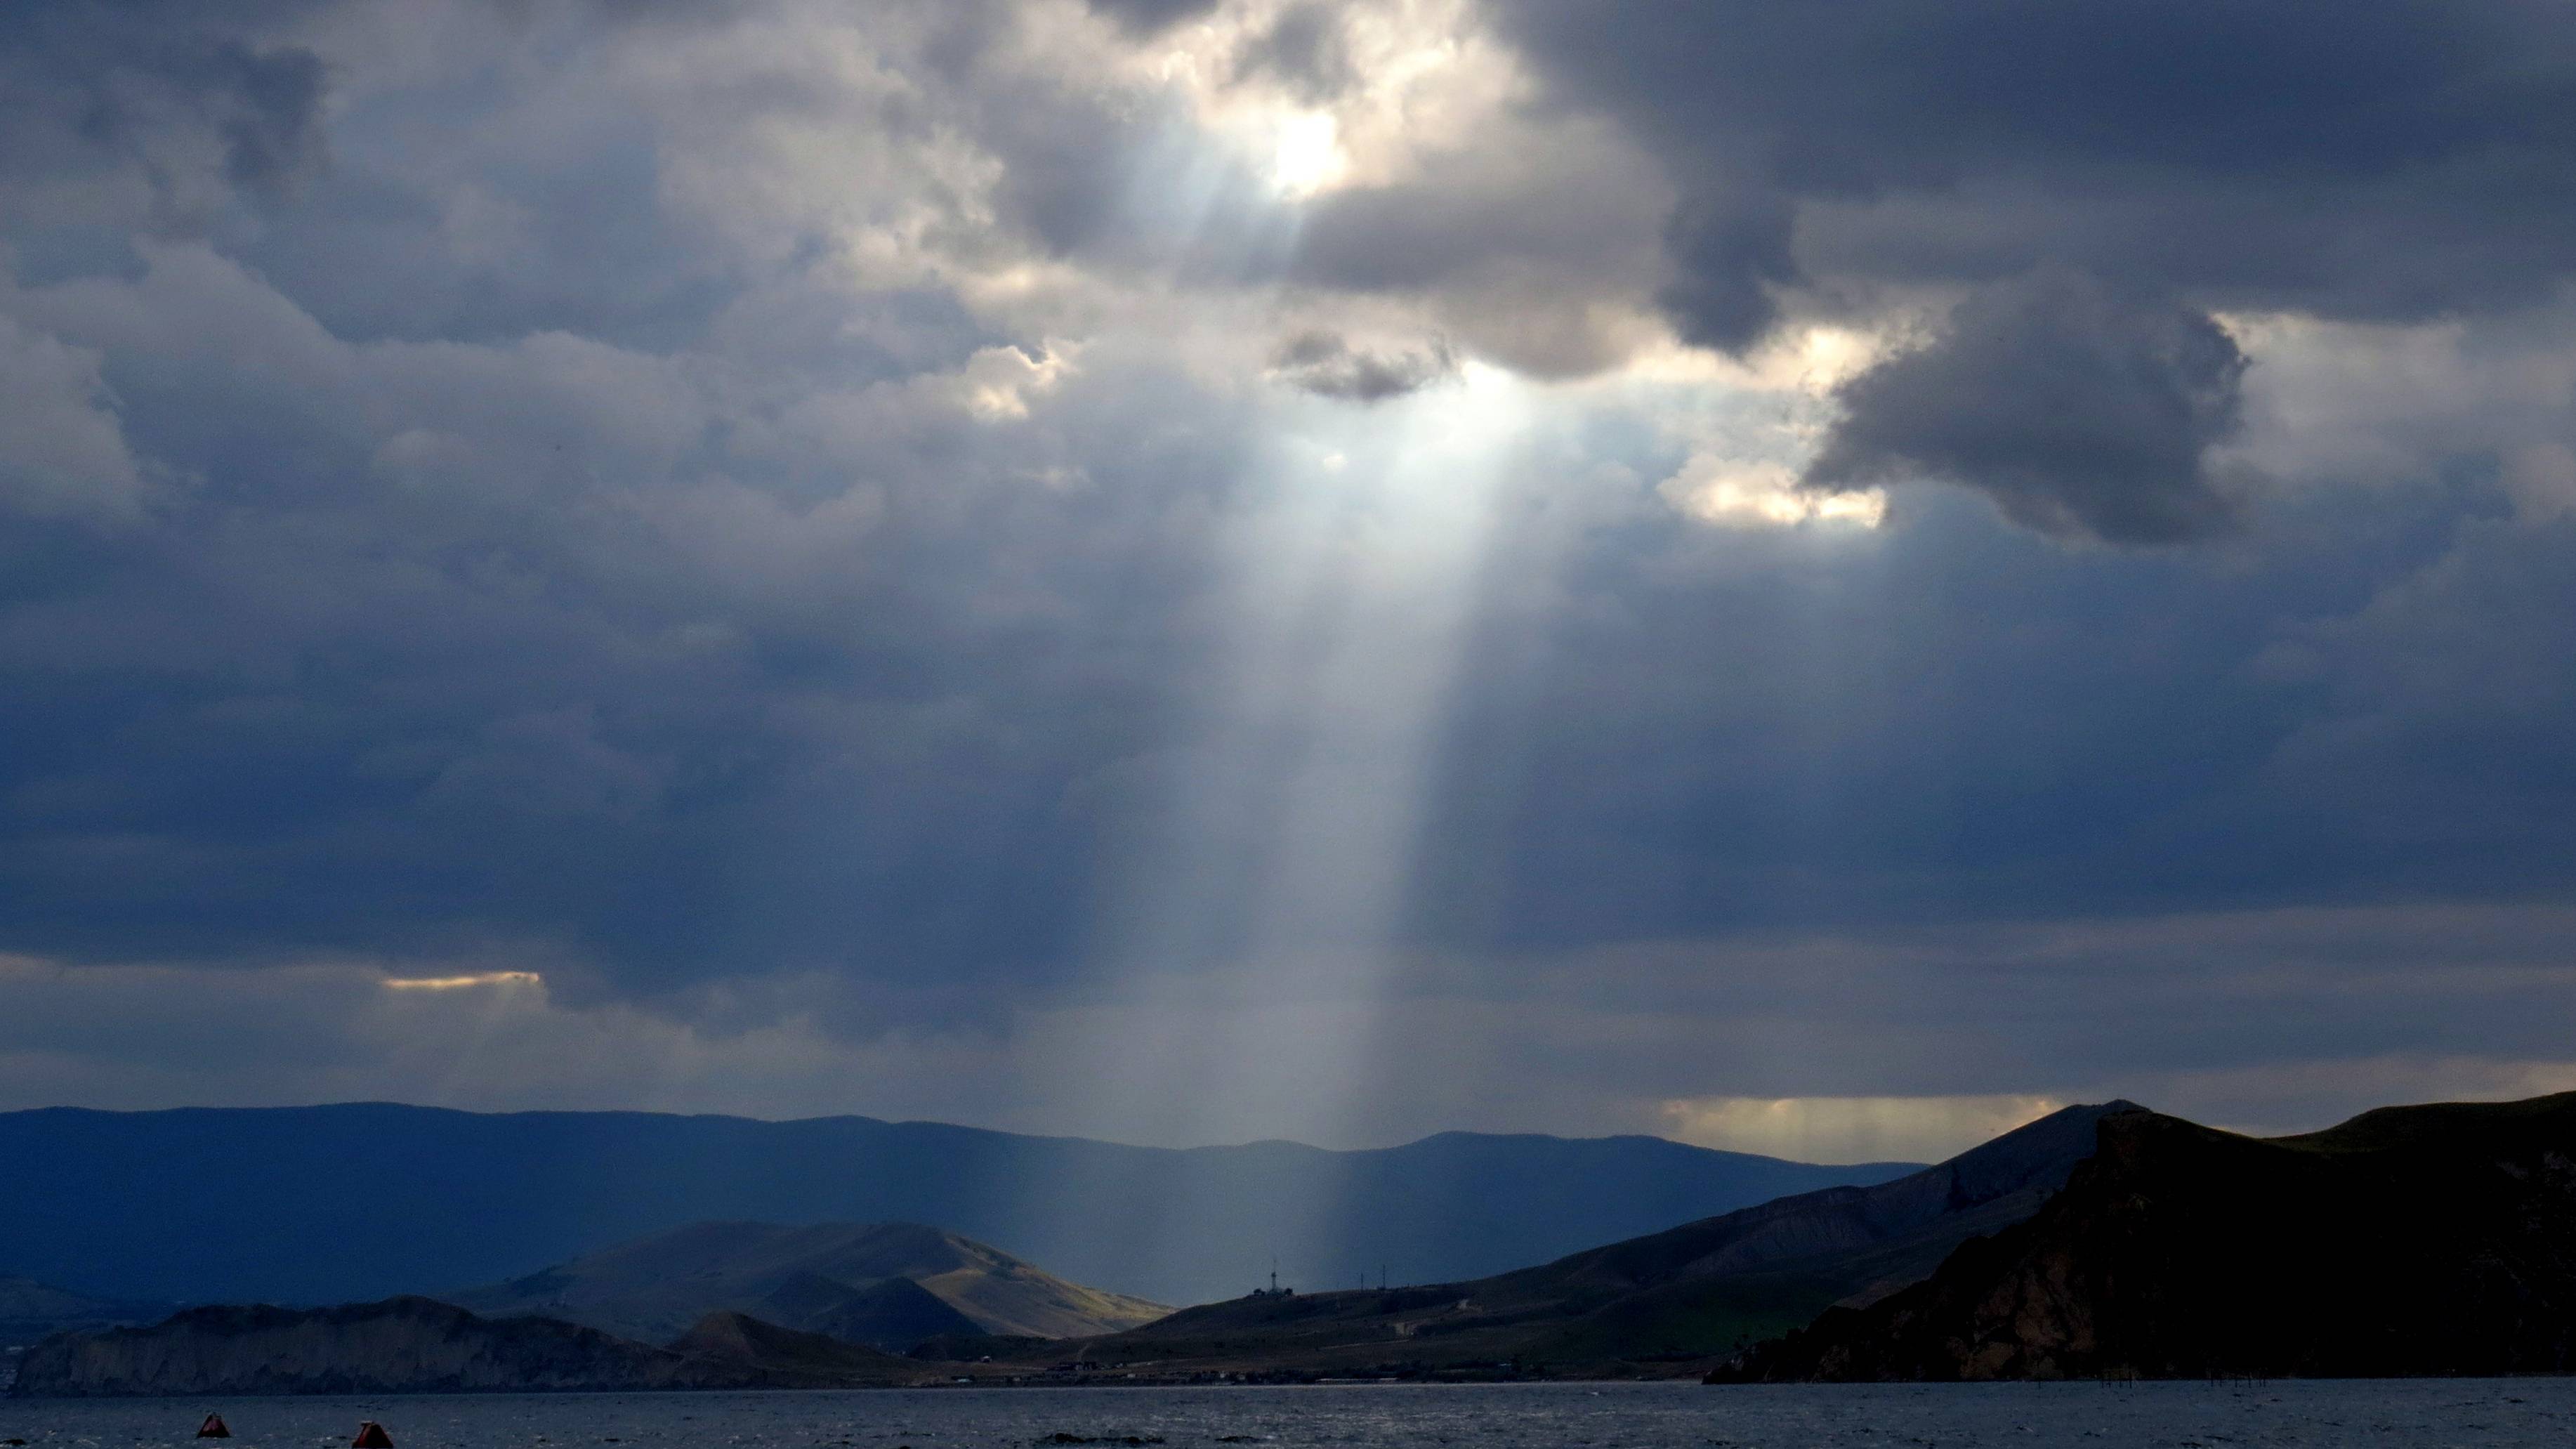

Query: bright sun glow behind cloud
1268;111;1347;197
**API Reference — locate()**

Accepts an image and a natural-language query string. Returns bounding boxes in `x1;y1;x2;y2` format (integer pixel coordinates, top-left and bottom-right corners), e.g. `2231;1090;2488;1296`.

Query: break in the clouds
1;0;2575;1158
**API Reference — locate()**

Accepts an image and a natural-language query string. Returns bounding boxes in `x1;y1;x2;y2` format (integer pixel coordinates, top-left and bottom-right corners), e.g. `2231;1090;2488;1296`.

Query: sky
5;0;2576;1165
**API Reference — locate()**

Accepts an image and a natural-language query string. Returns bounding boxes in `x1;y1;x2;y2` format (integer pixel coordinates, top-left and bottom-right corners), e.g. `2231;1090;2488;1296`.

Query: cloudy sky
6;0;2576;1163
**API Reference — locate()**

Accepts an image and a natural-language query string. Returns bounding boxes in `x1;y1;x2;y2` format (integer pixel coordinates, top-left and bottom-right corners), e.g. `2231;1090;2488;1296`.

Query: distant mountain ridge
987;1101;2138;1375
449;1221;1163;1347
0;1104;1917;1308
1719;1092;2576;1381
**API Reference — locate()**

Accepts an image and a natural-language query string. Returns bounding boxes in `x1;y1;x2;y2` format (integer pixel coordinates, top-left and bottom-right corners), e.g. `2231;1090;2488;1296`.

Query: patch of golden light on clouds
1579;324;1898;532
1659;1094;2066;1165
1658;456;1885;529
380;970;544;991
952;341;1075;421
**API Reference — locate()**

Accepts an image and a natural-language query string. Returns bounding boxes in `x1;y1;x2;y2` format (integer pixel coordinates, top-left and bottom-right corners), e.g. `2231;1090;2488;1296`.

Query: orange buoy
353;1423;394;1449
197;1415;232;1439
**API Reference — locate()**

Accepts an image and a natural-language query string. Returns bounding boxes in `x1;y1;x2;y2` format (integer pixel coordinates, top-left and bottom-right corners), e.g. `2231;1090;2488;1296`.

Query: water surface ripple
8;1379;2574;1449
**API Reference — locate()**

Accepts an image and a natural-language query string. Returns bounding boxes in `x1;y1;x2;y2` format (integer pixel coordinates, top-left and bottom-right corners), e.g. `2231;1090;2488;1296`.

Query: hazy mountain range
0;1103;1915;1309
21;1091;2576;1392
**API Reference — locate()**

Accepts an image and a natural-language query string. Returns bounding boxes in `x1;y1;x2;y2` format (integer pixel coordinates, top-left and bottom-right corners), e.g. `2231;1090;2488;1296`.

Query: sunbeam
992;360;1539;1291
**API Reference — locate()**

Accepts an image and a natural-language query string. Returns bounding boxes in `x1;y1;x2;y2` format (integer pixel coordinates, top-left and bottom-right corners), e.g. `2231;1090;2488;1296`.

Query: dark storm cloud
0;249;1251;990
0;0;1256;996
1;0;2575;1146
1657;193;1800;356
1086;0;1220;38
1805;272;2247;544
1490;0;2576;322
0;2;329;230
1267;330;1457;403
0;0;1283;999
1487;0;2576;539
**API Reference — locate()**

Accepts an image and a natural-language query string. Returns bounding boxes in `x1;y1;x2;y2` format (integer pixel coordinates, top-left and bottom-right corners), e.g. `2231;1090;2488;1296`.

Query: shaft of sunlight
1001;364;1532;1295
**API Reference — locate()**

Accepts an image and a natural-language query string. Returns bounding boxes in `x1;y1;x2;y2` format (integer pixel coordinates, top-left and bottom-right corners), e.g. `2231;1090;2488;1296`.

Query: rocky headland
1714;1093;2576;1381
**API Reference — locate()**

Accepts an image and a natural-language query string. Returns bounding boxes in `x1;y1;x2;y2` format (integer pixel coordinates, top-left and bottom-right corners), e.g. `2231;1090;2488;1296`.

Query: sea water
6;1379;2575;1449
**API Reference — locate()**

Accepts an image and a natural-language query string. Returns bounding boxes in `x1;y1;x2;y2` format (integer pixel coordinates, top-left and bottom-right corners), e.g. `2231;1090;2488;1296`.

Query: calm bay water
8;1380;2575;1449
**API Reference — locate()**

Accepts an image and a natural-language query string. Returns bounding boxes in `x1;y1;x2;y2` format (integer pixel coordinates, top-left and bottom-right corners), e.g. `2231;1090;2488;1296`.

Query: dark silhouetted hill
664;1310;920;1386
991;1102;2136;1375
0;1104;1916;1309
450;1221;1152;1346
755;1272;980;1351
1717;1093;2576;1381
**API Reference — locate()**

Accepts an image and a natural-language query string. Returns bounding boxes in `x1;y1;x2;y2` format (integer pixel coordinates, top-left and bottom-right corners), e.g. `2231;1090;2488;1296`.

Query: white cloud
0;313;148;519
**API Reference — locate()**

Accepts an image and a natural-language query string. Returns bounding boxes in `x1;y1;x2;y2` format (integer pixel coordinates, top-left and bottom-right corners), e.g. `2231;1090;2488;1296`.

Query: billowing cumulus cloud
1488;0;2576;322
0;0;2572;1149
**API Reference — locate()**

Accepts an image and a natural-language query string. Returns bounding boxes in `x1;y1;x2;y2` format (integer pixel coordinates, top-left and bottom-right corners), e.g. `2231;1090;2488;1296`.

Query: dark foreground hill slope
6;1296;932;1396
0;1105;1916;1309
1492;1097;2143;1360
1719;1093;2576;1382
450;1221;1157;1345
999;1102;2138;1376
664;1311;921;1386
757;1273;982;1351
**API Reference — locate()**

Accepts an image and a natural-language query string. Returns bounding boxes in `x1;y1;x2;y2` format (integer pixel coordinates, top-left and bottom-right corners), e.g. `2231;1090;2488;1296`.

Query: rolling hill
0;1103;1916;1309
449;1220;1164;1346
